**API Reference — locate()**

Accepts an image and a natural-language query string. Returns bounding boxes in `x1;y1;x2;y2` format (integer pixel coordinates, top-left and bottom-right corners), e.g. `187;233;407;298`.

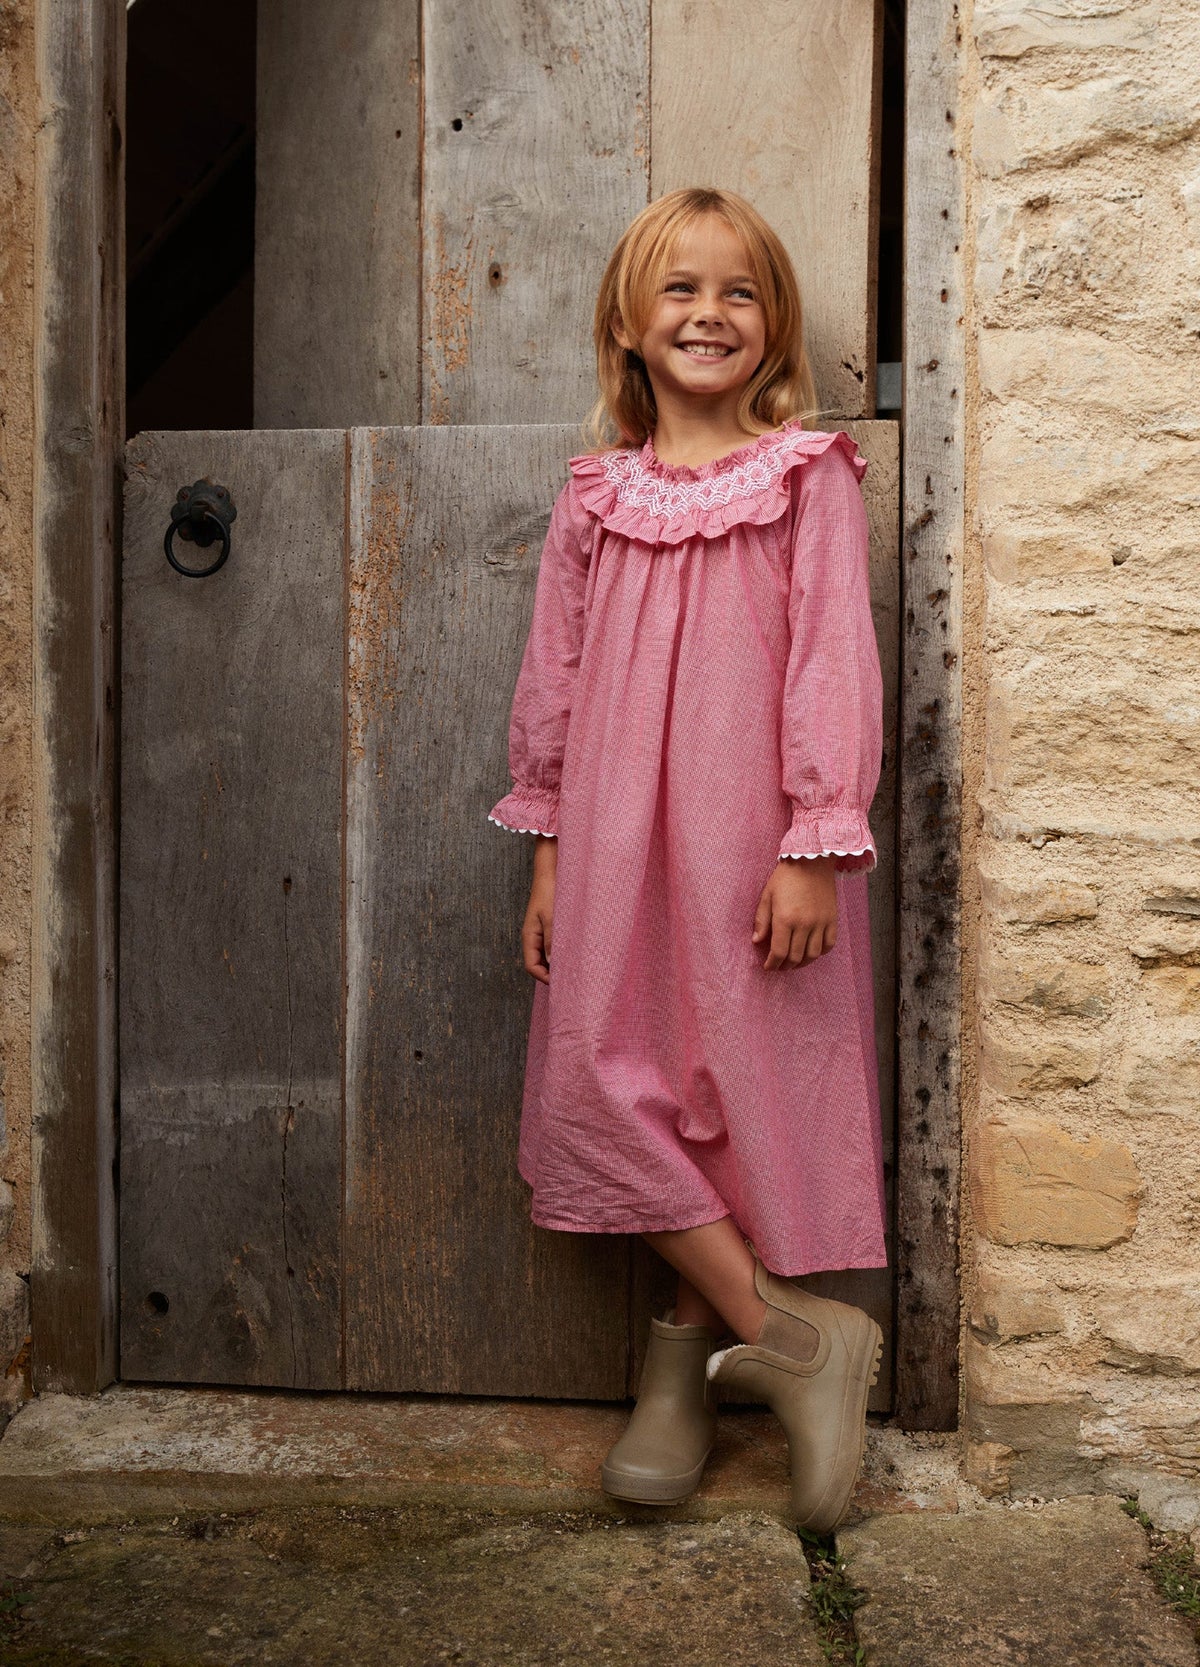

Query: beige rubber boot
705;1253;882;1533
600;1310;719;1504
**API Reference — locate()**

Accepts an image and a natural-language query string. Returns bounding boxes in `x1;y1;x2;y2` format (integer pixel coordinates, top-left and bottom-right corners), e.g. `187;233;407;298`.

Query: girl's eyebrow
664;268;758;284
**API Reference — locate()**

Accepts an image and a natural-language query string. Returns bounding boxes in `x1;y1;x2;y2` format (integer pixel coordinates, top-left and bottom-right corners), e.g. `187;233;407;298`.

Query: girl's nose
691;297;727;326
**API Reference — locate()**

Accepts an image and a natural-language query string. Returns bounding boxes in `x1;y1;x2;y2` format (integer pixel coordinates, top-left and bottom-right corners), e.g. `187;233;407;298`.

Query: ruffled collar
639;421;802;483
568;421;867;547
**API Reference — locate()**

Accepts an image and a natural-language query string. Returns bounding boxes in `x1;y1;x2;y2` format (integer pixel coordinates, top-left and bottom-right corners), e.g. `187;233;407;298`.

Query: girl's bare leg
642;1217;767;1344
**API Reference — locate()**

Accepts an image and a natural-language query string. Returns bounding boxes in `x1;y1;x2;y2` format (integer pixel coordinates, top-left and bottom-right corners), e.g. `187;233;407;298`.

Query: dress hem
523;1190;889;1278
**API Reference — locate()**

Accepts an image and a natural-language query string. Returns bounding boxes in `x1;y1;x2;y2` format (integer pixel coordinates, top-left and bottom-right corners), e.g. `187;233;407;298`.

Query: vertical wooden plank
29;0;124;1394
344;424;630;1397
255;0;421;426
897;0;966;1430
119;430;345;1388
652;0;884;420
421;0;649;424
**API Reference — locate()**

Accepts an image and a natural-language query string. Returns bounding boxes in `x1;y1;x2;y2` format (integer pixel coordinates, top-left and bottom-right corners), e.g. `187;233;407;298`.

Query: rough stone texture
970;1119;1142;1248
842;1496;1197;1667
980;872;1099;926
0;1504;825;1667
964;0;1200;1510
969;1266;1066;1344
0;0;35;1428
1094;1284;1200;1375
978;1019;1103;1096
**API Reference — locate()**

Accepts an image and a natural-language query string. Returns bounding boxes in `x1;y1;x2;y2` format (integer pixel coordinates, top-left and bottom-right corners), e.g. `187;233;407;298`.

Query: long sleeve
488;479;593;838
777;440;883;873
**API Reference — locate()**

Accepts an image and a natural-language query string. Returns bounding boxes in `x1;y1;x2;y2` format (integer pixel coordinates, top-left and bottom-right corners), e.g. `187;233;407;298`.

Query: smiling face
611;213;767;421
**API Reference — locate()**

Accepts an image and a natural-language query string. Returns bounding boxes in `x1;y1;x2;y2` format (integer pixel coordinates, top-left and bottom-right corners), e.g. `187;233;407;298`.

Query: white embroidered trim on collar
601;429;805;519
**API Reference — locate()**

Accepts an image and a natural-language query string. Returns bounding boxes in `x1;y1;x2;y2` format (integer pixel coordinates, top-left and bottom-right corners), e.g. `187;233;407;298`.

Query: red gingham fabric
489;421;887;1276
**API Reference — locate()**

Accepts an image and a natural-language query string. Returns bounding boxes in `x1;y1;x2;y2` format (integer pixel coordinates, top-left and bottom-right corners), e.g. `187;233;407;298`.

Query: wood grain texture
651;0;883;420
896;0;966;1431
421;0;649;424
30;0;124;1394
119;431;344;1388
343;424;630;1396
255;0;421;426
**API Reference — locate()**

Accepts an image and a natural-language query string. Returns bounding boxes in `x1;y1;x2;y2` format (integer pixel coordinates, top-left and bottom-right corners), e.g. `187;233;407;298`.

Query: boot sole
600;1446;714;1505
802;1317;884;1535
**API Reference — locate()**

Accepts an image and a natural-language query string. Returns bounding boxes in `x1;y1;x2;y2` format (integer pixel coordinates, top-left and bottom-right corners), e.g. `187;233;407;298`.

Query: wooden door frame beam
30;0;124;1392
30;0;966;1426
895;0;966;1429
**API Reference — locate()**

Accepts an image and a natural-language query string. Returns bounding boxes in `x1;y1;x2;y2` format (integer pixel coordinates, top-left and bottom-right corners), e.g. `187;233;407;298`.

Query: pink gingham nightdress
488;419;887;1277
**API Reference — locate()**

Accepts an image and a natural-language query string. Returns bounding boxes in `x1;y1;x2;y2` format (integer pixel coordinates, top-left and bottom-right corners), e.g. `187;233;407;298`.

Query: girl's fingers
767;919;793;969
522;919;551;983
751;894;770;943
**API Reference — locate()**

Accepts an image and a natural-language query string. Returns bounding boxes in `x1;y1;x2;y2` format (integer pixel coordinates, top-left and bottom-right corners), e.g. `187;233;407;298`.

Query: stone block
1094;1283;1200;1374
968;1397;1098;1496
0;1268;29;1372
977;429;1200;526
970;1268;1066;1342
974;0;1158;57
982;527;1114;580
842;1497;1197;1666
980;873;1098;925
973;77;1200;178
976;194;1145;315
978;326;1194;415
971;1119;1141;1248
986;673;1200;810
1140;966;1200;1015
977;941;1109;1018
1132;921;1200;966
963;1438;1014;1497
1119;1019;1200;1114
978;1022;1102;1096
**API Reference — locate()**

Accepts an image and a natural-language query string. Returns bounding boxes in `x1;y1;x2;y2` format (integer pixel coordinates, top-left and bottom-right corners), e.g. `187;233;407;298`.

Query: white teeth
679;344;731;358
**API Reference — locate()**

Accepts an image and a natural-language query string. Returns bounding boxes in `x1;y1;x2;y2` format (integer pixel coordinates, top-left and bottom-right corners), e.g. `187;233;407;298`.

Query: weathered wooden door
118;418;898;1401
119;0;900;1403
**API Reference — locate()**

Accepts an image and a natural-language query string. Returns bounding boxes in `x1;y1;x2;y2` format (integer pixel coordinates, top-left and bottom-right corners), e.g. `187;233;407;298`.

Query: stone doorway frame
29;0;966;1429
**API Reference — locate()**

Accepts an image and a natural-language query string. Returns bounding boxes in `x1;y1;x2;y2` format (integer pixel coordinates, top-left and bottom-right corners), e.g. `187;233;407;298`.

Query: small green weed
798;1527;868;1665
1123;1494;1200;1638
0;1585;35;1614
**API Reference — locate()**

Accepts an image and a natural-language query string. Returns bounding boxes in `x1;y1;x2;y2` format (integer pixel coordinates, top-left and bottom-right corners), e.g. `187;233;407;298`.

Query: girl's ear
610;311;633;353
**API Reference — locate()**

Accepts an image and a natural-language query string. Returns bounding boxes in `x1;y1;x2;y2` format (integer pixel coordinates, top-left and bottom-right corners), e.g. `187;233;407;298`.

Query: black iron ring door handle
164;478;238;578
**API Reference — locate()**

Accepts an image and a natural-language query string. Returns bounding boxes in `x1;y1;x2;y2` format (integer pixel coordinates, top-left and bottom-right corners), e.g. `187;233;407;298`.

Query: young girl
487;186;887;1534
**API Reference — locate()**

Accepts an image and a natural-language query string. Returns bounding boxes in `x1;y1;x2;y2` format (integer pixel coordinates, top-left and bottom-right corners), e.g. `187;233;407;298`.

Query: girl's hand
752;856;838;969
522;835;558;984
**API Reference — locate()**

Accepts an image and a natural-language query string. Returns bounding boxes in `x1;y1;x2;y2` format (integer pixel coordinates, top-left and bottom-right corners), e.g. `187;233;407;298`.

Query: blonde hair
583;187;822;452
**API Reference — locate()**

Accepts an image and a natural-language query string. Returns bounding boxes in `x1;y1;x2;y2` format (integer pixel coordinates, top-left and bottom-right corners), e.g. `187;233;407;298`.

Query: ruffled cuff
778;807;876;874
488;783;559;837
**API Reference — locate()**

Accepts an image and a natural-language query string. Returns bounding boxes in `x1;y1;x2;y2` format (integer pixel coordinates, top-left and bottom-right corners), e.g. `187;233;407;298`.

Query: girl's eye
731;286;757;300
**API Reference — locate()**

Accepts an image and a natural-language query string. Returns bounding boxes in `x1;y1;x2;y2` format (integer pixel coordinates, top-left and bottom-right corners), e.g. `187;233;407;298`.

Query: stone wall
0;0;35;1425
962;0;1200;1521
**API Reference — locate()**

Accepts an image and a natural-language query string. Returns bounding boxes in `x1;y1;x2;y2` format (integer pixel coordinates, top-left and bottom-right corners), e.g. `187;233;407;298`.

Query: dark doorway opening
125;0;256;436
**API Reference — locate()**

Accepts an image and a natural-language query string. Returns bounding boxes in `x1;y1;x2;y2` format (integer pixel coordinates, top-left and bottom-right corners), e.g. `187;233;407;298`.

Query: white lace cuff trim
488;813;556;837
779;846;873;860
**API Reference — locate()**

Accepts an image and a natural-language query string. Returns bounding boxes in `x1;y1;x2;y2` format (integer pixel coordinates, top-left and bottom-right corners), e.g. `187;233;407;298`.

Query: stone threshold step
0;1385;961;1525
